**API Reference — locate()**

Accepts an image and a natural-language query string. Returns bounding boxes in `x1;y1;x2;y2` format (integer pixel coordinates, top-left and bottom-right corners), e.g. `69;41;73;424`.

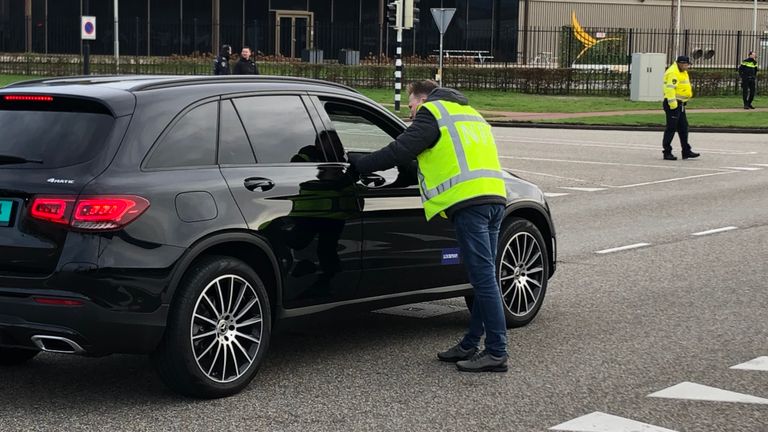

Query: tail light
29;195;150;231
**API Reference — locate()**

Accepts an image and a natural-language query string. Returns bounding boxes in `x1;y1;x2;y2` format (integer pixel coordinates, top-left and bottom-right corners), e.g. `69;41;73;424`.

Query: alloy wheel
498;232;545;317
190;274;264;383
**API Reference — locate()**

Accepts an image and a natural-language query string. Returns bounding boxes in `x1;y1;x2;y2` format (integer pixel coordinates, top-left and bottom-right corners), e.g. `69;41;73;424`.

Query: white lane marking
373;302;463;319
610;171;733;189
496;137;758;155
560;187;607;192
549;411;679;432
648;382;768;405
544;192;570;197
721;166;762;171
692;226;738;236
731;356;768;371
595;243;651;254
504;168;593;183
499;156;728;172
751;163;768;167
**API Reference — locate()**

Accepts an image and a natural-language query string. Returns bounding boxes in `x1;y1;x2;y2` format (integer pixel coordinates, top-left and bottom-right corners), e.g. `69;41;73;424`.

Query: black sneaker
744;105;751;110
682;151;700;159
663;153;677;161
437;343;478;363
749;105;756;109
456;351;508;372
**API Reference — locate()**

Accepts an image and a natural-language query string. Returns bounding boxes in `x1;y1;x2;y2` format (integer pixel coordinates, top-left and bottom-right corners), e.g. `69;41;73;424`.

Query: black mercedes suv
0;75;556;398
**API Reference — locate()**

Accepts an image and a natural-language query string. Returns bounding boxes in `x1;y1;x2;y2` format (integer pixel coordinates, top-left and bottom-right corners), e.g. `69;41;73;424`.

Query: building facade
0;0;521;60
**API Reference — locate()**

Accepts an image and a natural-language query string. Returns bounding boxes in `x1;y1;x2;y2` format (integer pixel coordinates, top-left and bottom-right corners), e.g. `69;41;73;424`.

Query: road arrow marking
731;356;768;371
692;226;738;236
373;302;462;319
648;382;768;405
550;411;678;432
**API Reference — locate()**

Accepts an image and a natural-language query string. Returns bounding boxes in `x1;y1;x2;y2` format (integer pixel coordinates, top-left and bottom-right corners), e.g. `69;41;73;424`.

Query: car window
232;96;322;163
320;101;396;153
0;97;114;169
146;102;217;169
219;100;256;165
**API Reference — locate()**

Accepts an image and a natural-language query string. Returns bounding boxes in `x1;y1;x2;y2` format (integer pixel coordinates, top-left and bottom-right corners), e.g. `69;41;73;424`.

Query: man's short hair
407;80;439;98
241;46;251;52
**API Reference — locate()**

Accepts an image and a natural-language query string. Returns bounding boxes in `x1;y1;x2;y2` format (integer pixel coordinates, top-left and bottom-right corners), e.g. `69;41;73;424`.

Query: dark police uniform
233;58;260;75
739;56;758;109
213;54;230;75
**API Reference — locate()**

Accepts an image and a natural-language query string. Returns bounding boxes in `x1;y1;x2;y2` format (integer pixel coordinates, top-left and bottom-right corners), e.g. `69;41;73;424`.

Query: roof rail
4;75;159;88
132;75;360;94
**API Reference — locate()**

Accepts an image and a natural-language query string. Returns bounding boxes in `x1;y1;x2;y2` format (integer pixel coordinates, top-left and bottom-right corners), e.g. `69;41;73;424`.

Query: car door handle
244;177;275;192
359;173;386;187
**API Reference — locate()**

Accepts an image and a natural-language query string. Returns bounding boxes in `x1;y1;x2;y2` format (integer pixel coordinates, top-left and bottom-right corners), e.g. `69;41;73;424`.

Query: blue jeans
453;204;507;357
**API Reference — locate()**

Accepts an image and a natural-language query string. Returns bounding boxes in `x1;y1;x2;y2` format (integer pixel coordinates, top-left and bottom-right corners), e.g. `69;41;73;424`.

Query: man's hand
668;99;678;110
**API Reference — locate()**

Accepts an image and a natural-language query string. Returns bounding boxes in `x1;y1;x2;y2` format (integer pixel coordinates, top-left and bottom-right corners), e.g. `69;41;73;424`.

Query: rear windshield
0;97;115;169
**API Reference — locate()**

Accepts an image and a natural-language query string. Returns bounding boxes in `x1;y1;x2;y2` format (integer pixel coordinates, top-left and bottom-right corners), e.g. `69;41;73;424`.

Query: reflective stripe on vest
417;100;506;220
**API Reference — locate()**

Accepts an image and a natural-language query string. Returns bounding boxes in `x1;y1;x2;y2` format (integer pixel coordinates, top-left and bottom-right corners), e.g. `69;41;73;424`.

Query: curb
486;121;768;134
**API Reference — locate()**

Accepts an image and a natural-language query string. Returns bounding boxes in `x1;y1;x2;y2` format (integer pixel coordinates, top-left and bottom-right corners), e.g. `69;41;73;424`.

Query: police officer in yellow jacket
662;56;700;160
349;80;509;373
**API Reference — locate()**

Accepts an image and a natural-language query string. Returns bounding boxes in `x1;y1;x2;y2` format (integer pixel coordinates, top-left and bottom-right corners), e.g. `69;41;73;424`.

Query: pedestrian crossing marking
559;187;607;192
648;382;768;405
720;166;762;171
549;411;678;432
544;192;570;197
730;356;768;371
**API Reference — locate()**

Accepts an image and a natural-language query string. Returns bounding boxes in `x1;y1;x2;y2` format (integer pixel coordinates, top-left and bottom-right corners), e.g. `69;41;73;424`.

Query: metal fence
3;17;767;68
2;20;766;95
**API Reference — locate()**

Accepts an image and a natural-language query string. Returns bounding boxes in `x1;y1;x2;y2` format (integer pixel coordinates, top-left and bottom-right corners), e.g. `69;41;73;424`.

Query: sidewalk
481;107;768;122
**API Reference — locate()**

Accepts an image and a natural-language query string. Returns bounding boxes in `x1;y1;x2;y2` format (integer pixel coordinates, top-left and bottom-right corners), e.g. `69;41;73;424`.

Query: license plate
0;200;12;226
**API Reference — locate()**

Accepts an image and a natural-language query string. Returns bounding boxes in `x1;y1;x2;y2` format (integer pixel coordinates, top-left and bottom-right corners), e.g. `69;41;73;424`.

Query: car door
217;94;363;309
308;95;468;299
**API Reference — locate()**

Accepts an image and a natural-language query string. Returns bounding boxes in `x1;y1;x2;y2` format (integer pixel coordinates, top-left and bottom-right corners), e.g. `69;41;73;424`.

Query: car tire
464;217;549;328
0;347;39;366
152;255;272;399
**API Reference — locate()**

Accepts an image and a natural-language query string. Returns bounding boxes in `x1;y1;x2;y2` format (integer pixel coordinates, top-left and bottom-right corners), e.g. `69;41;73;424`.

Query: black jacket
233;58;260;75
213;55;230;75
739;57;758;80
349;87;506;218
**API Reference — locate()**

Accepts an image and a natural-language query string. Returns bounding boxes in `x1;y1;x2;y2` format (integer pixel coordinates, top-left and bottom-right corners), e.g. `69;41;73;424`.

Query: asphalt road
1;128;766;431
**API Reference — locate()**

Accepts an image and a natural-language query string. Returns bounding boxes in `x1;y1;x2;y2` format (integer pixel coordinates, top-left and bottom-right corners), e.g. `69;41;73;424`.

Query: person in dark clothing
348;80;509;373
739;51;758;109
233;46;260;75
213;44;232;75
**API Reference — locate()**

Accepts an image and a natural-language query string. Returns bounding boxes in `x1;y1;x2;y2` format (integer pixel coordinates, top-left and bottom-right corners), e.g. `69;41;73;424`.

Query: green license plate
0;200;12;226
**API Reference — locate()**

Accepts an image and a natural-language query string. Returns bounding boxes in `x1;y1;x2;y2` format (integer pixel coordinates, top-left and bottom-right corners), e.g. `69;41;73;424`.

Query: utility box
338;49;360;65
630;53;666;101
301;49;324;64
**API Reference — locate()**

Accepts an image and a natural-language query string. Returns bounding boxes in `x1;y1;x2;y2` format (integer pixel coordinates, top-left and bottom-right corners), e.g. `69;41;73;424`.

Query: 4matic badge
46;178;75;184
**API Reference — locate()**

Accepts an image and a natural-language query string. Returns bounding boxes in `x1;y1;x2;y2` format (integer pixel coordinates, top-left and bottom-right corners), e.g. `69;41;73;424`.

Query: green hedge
0;53;758;96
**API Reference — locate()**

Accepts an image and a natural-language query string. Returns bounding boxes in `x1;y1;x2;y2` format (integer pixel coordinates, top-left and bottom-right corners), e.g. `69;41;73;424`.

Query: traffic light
387;1;402;29
404;0;420;29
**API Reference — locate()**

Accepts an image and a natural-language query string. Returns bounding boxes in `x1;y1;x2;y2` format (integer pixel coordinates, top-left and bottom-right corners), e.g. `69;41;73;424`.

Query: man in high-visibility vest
349;80;509;373
662;55;700;160
738;51;758;109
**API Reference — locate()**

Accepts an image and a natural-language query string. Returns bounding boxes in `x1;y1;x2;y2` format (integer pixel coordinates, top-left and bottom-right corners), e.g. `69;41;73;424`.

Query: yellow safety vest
663;63;693;103
417;100;507;221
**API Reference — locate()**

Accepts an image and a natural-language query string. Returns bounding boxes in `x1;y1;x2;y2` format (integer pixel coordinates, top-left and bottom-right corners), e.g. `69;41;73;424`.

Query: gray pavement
1;128;767;431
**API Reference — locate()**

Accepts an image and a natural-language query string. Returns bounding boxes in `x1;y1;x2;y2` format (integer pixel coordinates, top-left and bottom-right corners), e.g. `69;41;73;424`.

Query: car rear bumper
0;290;167;355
